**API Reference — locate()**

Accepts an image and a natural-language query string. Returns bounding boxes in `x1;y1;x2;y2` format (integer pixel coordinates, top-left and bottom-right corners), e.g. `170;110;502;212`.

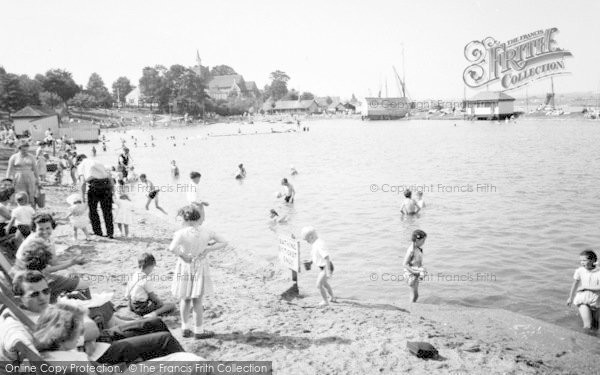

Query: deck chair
0;282;35;330
0;250;13;285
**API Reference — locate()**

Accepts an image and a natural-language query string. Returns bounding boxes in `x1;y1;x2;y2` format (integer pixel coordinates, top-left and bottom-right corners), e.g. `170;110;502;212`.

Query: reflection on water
81;118;600;331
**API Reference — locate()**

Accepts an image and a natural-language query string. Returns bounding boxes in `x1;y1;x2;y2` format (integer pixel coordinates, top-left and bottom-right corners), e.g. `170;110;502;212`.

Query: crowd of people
0;124;598;372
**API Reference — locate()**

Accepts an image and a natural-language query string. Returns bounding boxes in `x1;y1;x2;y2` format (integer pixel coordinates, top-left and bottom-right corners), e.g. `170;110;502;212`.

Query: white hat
301;226;316;240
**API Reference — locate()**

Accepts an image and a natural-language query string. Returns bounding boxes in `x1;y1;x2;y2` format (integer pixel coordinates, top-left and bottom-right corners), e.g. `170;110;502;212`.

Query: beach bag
407;341;439;359
35;191;46;208
88;301;115;331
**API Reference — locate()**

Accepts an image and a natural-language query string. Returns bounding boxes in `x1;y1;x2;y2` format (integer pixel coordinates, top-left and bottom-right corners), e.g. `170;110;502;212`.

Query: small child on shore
171;160;179;179
65;194;89;241
126;253;175;318
403;229;427;302
7;192;35;238
567;250;600;330
170;205;228;339
115;194;134;237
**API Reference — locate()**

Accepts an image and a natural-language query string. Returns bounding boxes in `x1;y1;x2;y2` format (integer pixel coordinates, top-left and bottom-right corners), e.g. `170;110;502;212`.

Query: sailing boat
362;48;410;120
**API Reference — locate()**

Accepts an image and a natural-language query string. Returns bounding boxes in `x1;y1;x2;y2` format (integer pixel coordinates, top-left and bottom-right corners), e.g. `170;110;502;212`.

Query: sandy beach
34;184;600;375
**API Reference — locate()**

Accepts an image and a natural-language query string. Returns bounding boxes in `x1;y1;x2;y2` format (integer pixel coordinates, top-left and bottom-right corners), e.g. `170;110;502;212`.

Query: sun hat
301;226;317;240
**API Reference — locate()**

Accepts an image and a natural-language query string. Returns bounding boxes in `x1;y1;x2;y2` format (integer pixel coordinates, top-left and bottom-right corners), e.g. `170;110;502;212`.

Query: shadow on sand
215;330;351;350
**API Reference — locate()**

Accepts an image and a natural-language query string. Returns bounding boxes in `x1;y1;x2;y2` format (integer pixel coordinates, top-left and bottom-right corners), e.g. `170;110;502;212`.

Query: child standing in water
170;205;228;339
400;190;420;215
415;191;425;209
567;250;600;330
403;230;427;302
171;160;180;178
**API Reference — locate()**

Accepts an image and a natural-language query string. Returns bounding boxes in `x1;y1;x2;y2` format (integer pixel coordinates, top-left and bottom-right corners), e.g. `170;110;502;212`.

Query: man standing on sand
301;226;336;307
76;154;114;238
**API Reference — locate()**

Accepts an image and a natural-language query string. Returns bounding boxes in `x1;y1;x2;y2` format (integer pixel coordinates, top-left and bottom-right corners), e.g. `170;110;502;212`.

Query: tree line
0;63;324;116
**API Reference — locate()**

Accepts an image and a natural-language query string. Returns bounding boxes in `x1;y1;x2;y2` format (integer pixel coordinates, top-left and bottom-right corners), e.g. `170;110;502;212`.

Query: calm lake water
79;118;600;331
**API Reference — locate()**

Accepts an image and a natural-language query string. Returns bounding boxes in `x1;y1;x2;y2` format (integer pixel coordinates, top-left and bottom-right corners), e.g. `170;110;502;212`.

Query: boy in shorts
139;174;167;214
126;253;175;318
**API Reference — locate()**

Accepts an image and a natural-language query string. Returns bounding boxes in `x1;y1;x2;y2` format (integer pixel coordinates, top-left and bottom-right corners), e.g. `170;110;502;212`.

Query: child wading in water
403;229;427;302
126;252;175;318
567;250;600;330
170;205;228;339
65;194;90;241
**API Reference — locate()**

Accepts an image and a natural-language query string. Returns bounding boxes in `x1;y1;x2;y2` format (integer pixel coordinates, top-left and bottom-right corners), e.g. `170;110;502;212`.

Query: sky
1;0;599;100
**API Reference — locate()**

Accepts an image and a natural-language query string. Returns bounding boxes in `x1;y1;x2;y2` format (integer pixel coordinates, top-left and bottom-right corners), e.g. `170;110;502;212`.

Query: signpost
279;235;301;291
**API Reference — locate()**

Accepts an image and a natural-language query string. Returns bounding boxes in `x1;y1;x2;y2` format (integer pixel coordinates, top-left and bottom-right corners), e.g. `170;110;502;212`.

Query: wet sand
38;184;600;374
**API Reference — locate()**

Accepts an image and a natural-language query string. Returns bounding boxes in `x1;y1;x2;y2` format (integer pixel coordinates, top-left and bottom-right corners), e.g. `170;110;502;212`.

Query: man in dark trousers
76;154;114;238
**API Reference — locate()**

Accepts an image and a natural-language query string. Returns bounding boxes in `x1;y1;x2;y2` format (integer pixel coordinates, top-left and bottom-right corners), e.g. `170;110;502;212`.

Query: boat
362;60;410;120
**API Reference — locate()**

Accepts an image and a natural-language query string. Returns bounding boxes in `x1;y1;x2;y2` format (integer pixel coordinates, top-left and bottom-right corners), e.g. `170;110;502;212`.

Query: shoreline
41;185;600;374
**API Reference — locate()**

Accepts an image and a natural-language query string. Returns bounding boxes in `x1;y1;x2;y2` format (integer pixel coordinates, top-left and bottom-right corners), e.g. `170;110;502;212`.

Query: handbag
407;341;439;359
88;301;115;331
35;191;46;208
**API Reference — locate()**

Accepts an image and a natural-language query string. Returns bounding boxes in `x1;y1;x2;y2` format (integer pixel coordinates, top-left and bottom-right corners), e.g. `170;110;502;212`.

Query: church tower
193;49;204;78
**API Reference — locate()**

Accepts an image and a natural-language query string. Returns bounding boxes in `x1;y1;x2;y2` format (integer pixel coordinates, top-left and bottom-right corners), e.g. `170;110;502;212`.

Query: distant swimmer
400;190;420;215
269;209;288;224
102;142;107;152
144;143;148;147
171;160;179;178
151;143;155;147
280;178;295;203
415;191;425;209
91;146;97;157
235;164;246;180
139;174;167;215
290;165;298;176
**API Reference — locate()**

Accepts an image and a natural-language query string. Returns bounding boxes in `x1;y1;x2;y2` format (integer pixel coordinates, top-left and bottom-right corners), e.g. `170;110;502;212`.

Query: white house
466;92;515;120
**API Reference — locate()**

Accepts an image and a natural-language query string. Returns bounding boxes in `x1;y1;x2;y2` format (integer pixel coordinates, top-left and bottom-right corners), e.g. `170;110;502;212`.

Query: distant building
244;81;260;98
466;91;515;120
125;87;141;107
272;100;319;114
11;106;60;141
207;75;246;100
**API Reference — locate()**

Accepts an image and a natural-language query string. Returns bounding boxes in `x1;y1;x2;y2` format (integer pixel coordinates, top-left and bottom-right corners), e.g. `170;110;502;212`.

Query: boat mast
402;43;406;98
551;77;555;108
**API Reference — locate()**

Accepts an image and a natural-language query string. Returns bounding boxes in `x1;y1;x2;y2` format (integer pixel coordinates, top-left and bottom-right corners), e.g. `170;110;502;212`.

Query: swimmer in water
235;164;246;179
415;191;425;209
269;209;288;224
400;190;420;215
171;160;179;178
280;178;295;203
290;165;298;176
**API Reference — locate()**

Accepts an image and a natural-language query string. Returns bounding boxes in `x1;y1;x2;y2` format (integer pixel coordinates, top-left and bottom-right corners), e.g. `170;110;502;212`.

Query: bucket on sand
302;260;313;271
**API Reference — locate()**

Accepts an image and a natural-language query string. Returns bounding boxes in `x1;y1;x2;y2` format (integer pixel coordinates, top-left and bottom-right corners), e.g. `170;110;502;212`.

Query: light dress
115;198;134;225
8;153;37;205
170;225;222;299
69;203;89;229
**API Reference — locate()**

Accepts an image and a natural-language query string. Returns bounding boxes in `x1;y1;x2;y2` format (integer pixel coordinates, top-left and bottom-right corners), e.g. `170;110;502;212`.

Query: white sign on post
278;235;301;273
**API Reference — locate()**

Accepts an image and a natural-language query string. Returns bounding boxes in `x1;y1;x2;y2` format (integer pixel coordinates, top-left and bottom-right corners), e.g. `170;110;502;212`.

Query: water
78;118;600;331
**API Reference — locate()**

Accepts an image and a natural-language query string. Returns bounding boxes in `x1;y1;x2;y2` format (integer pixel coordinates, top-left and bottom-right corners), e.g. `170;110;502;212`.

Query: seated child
126;253;175;318
6;192;35;238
